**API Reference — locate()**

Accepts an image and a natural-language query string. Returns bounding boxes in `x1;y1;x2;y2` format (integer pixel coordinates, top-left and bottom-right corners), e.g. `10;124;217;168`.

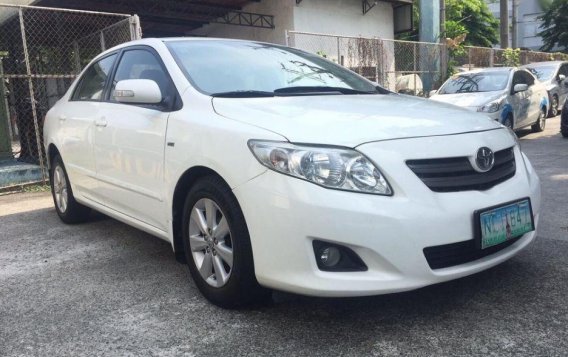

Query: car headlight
248;140;393;195
478;98;505;113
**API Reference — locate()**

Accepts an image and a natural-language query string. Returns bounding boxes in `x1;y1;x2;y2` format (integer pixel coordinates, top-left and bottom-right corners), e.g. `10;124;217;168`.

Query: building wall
190;0;395;45
293;0;393;39
486;0;545;50
189;1;294;45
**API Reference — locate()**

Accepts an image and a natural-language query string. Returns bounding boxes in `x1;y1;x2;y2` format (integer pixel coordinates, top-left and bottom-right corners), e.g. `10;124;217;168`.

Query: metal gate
0;4;141;184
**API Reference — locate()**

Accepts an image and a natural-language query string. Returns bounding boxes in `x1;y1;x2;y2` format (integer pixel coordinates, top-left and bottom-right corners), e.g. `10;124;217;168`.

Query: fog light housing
313;240;367;272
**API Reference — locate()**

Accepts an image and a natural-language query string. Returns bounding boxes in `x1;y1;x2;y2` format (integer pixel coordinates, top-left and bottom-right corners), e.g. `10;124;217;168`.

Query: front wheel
182;175;270;308
532;108;546;133
50;155;91;224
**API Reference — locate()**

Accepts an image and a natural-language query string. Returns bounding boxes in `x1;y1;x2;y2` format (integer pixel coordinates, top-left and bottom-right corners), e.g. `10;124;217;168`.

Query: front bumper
233;131;541;297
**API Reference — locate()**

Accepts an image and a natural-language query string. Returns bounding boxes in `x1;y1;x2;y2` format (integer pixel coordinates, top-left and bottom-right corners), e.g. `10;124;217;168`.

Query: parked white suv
44;39;541;307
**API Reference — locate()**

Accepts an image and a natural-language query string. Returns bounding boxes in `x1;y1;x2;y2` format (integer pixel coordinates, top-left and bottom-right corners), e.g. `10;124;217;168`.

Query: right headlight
248;140;393;195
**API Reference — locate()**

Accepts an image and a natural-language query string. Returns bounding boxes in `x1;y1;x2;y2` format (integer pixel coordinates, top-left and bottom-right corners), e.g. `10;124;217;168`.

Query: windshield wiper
210;90;275;98
273;86;378;95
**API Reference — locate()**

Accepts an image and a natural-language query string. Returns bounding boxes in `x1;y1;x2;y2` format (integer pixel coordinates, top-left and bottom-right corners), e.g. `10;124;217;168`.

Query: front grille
423;236;522;269
406;147;516;192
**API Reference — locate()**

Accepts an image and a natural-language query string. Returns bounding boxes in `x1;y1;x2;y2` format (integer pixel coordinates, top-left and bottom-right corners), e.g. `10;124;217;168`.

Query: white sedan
430;68;549;132
44;38;541;307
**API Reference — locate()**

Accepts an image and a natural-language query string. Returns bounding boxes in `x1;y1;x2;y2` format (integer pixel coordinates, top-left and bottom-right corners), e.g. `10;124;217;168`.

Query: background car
561;98;568;138
523;61;568;117
430;67;549;132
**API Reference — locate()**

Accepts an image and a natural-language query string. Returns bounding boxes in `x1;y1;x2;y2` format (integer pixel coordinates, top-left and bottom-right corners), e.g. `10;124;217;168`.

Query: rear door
94;47;177;231
58;53;117;199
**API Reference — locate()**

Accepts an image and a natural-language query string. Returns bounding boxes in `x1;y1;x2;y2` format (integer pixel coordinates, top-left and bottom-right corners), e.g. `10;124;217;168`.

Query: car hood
430;91;505;108
212;94;502;147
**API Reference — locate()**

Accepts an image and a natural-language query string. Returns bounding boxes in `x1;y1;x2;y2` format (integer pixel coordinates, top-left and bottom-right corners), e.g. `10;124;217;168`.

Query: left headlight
478;97;505;113
248;140;393;195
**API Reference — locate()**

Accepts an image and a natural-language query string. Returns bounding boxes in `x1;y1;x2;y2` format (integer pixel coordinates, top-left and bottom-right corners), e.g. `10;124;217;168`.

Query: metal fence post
468;47;472;70
489;48;494;67
0;58;13;160
285;30;289;47
129;14;142;40
100;30;106;51
18;8;47;182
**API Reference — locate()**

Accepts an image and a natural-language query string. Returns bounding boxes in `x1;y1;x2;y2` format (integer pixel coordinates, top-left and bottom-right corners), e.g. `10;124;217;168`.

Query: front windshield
166;40;379;95
438;72;509;94
526;66;556;81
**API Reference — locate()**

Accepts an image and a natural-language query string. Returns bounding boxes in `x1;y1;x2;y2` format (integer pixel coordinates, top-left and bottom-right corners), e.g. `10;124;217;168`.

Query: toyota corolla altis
44;39;541;307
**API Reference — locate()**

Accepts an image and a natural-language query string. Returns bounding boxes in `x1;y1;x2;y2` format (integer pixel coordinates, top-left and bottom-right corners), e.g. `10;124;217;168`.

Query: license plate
476;198;535;250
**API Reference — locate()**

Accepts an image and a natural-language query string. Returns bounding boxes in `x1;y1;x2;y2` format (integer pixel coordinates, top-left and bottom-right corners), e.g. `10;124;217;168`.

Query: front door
510;70;531;128
59;53;117;199
94;48;173;231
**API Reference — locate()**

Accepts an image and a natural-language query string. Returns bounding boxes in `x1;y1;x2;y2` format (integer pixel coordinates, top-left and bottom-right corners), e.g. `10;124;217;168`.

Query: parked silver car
523;61;568;117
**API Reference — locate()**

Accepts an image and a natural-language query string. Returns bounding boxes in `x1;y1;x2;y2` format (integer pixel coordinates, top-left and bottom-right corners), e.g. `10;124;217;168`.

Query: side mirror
429;90;438;97
559;74;566;82
513;83;528;93
113;79;162;104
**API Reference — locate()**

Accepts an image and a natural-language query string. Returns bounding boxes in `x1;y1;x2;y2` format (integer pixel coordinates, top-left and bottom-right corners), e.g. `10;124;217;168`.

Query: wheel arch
47;143;61;170
171;165;230;264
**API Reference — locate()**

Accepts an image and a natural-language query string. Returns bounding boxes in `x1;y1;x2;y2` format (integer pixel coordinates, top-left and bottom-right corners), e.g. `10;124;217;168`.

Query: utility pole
511;0;518;48
440;0;447;83
500;0;509;48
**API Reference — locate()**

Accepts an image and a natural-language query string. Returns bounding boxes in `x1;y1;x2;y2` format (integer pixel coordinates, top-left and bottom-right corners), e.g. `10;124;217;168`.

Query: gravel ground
1;116;567;357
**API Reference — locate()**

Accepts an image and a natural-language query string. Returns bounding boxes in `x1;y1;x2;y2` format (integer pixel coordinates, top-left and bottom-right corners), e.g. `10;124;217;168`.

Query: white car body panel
44;38;542;297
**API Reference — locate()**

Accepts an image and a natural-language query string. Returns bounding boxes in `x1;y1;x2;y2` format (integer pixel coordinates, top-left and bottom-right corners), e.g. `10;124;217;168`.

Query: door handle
58;115;67;122
94;118;107;127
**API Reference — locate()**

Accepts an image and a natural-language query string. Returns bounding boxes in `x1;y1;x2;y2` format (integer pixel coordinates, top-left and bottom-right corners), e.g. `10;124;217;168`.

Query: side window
110;49;170;102
559;64;568;77
72;54;117;101
523;71;535;86
512;71;526;87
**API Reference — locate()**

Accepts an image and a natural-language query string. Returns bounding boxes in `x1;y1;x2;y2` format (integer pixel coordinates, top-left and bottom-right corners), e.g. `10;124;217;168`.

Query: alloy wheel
188;198;233;288
53;165;68;213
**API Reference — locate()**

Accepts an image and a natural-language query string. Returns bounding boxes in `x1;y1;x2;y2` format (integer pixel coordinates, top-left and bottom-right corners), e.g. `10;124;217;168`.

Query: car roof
457;67;514;75
522;61;566;67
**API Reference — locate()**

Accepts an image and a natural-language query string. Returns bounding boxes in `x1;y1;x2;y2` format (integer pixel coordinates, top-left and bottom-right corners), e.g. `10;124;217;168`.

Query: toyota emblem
475;147;495;172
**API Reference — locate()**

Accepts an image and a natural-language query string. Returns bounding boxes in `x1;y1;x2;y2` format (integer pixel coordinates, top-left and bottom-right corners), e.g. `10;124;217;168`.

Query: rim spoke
213;255;228;285
189;234;208;252
216;243;233;267
191;207;208;235
213;216;229;239
204;199;216;229
199;252;213;280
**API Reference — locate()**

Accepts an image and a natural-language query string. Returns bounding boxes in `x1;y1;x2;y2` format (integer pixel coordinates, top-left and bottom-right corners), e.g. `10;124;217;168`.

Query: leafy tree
539;0;568;52
396;0;499;47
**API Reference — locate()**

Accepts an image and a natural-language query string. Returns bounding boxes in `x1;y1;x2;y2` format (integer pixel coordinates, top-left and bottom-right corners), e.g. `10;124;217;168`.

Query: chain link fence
286;30;568;97
287;31;445;96
454;46;568;70
0;4;141;184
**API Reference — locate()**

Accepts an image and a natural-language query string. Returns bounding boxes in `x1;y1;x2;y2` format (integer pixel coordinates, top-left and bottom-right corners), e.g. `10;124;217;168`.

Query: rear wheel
182;175;270;308
50;155;91;224
532;108;546;133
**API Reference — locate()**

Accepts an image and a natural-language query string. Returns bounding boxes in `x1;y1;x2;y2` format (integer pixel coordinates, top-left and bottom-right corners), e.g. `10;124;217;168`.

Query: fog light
320;247;341;267
312;240;368;272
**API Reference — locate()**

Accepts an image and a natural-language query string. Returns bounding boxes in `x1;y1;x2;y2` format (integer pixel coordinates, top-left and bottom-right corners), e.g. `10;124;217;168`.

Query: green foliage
503;48;521;67
444;0;499;47
539;0;568;52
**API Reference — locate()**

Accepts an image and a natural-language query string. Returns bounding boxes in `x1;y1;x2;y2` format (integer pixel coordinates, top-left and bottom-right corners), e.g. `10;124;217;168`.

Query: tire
531;108;546;133
50;155;91;224
182;175;270;308
549;94;559;117
502;115;514;129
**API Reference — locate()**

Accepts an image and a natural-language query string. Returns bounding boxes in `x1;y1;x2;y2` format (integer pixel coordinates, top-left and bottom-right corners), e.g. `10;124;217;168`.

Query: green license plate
476;198;535;250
